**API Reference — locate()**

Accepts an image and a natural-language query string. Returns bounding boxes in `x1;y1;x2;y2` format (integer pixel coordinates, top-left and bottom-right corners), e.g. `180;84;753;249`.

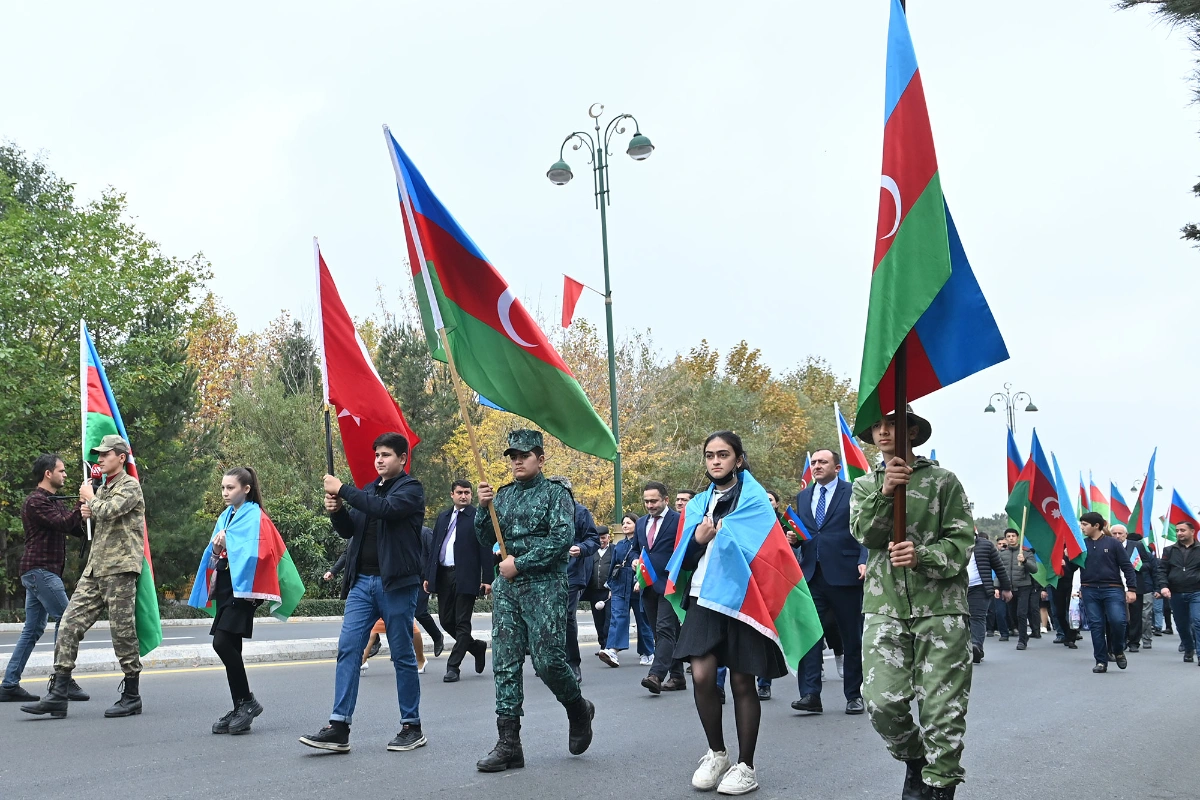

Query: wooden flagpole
892;341;909;545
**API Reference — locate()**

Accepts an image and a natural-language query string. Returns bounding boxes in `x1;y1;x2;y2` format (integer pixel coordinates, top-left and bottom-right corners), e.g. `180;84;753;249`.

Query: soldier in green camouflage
849;407;974;800
474;429;594;772
22;435;147;720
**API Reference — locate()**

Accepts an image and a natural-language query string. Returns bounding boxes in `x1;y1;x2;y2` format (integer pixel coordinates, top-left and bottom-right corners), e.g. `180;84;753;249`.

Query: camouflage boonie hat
91;435;130;455
504;429;544;456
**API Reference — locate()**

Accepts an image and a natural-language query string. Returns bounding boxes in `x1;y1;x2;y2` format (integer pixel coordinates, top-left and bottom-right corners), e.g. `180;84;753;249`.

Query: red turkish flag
562;275;585;328
316;240;420;487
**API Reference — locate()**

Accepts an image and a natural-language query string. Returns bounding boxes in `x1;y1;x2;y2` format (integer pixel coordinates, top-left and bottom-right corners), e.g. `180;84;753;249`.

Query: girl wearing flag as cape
189;468;304;735
668;432;823;796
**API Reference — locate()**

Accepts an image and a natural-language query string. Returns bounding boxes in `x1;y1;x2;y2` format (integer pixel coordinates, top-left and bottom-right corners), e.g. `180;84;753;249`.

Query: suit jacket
425;505;491;596
794;479;866;586
566;502;600;590
635;508;681;594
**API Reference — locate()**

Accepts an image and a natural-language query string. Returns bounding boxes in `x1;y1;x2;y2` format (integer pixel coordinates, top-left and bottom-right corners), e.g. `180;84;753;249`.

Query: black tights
212;630;250;705
690;654;760;768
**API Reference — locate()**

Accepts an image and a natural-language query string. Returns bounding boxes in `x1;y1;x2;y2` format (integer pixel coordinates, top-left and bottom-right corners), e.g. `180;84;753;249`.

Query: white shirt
441;509;460;567
966;551;982;587
690;486;731;598
810;478;837;518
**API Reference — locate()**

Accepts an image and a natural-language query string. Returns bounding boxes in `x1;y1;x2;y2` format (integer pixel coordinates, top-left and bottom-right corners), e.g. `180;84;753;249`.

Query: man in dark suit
554;476;600;684
424;480;492;683
637;481;685;694
791;449;868;716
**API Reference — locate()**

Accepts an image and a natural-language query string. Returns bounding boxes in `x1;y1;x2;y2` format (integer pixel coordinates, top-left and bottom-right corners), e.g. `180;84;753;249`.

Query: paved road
0;634;1195;799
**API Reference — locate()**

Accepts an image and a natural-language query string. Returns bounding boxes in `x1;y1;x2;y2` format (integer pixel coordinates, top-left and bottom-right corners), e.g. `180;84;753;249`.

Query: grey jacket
996;544;1037;588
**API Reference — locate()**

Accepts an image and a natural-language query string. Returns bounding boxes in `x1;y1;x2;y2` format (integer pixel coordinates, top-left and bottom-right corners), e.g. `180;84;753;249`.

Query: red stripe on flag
874;70;940;270
86;367;113;416
743;521;806;633
871;331;941;417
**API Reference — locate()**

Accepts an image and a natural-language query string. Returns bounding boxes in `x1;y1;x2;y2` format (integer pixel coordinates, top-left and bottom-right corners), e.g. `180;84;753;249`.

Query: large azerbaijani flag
835;403;871;482
854;0;1008;435
665;471;823;668
80;322;163;657
1004;429;1085;579
1088;473;1110;524
1110;482;1132;527
383;128;617;460
1128;449;1158;538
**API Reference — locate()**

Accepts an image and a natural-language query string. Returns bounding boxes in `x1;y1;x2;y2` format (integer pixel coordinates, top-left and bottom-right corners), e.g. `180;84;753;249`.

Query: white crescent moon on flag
1041;497;1058;514
880;175;901;240
498;289;537;348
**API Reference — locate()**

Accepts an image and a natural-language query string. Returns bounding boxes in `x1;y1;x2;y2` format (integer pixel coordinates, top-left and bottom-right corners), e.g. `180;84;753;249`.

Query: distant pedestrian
1155;520;1200;665
552;475;600;685
1111;524;1157;652
425;481;490;683
597;514;653;668
1077;512;1138;674
967;529;1011;664
996;528;1036;649
637;481;686;694
587;528;613;651
675;489;695;514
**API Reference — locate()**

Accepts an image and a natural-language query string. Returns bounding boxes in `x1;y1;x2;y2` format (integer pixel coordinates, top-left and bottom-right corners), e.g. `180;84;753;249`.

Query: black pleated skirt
209;567;256;639
674;602;788;679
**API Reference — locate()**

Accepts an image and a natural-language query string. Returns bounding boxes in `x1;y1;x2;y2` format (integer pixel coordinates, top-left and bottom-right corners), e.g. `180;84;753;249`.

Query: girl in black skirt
675;432;786;796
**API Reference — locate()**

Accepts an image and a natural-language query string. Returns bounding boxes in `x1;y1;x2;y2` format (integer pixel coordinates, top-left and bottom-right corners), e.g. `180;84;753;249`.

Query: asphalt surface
0;633;1195;799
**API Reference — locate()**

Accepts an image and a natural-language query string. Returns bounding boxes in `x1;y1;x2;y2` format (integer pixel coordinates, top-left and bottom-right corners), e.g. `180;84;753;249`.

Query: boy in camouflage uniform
22;435;147;719
850;408;974;800
474;429;594;772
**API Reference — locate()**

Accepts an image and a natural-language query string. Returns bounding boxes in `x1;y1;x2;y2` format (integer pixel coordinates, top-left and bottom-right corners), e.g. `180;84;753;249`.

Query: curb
0;616;345;633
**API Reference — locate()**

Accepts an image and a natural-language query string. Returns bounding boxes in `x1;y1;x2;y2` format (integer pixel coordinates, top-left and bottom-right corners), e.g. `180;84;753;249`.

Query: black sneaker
1185;652;1195;663
387;724;427;751
299;722;350;752
1092;663;1107;673
971;645;983;664
1115;652;1128;670
228;694;263;735
0;684;39;702
998;636;1009;642
212;708;238;734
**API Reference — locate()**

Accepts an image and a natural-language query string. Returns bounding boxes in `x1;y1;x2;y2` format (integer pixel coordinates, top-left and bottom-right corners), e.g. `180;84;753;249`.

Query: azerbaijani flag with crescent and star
1110;482;1132;527
835;403;871;482
80;321;163;657
1004;429;1085;580
854;0;1008;435
635;548;657;590
799;452;813;490
783;506;813;542
664;471;823;669
1128;449;1158;538
383;127;617;460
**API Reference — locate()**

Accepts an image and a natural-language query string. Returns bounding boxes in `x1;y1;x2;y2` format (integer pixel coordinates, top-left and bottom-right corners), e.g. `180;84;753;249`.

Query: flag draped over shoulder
316;241;420;488
664;472;823;669
188;502;304;620
835;403;870;481
80;322;163;657
854;0;1007;434
383;128;617;461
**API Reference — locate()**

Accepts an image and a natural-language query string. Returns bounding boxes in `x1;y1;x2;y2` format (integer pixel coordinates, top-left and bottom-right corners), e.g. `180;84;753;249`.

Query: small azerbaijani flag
1110;482;1132;527
81;321;163;657
835;402;871;482
799;452;813;490
1168;489;1197;541
1077;473;1089;519
1088;472;1109;524
783;506;813;542
1130;546;1143;572
636;548;658;589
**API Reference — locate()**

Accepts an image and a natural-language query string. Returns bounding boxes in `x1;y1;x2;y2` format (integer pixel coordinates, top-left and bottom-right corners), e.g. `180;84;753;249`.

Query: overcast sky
7;1;1198;515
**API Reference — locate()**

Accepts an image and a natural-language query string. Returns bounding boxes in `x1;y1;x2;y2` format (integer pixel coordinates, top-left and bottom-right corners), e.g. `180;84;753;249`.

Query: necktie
648;515;660;548
440;510;457;564
816;486;827;529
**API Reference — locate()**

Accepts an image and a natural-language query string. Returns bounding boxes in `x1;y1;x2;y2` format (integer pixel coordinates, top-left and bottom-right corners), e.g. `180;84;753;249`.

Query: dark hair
373;432;410;458
622;512;639;525
677;489;696;500
766;489;780;503
1177;520;1195;533
1004;527;1019;536
32;453;63;483
224;467;264;507
703;430;751;472
643;481;668;499
451;479;472;492
1079;511;1107;531
813;448;842;467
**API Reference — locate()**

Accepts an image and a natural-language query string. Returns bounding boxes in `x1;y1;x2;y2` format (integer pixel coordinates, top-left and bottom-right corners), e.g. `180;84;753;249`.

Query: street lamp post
1131;477;1163;494
984;382;1038;436
547;103;654;523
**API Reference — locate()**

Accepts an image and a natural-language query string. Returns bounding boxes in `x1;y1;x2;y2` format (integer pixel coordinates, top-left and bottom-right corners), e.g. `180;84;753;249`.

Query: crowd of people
3;409;1199;799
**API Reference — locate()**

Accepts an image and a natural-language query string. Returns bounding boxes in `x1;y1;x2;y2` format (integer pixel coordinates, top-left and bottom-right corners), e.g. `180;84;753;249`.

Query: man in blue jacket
637;481;685;694
300;432;427;754
790;450;868;716
551;476;600;685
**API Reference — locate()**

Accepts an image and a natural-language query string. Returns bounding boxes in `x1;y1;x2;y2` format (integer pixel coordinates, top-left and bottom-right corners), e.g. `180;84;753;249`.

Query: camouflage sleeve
513;484;574;575
89;479;143;522
850;474;893;551
475;500;496;547
912;472;975;579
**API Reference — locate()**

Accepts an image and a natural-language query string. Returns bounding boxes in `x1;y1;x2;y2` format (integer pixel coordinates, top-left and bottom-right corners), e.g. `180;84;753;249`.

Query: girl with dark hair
674;431;789;796
598;513;656;668
189;467;303;734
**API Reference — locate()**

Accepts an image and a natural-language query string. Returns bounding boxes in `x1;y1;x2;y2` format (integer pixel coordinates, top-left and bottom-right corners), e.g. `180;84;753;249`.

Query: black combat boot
64;677;90;701
929;785;957;800
104;674;142;717
20;672;70;718
902;758;932;800
476;716;524;772
566;696;595;755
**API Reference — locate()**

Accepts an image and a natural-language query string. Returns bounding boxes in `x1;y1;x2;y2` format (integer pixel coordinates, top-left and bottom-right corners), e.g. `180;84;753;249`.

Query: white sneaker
360;661;369;672
717;762;758;795
639;655;653;666
598;649;620;668
836;654;844;679
691;749;732;790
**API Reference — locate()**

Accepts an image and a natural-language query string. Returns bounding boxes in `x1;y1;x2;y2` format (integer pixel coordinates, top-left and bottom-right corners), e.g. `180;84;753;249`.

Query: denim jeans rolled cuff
2;569;70;687
330;575;421;727
1081;586;1128;665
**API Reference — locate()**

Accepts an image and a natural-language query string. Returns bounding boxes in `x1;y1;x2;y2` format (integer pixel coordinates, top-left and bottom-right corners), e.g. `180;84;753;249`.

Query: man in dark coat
636;481;685;693
425;480;491;683
968;530;1011;664
551;476;600;685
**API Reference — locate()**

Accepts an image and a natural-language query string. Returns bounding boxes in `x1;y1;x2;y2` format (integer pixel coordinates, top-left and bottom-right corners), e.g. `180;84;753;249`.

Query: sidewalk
0;614;601;677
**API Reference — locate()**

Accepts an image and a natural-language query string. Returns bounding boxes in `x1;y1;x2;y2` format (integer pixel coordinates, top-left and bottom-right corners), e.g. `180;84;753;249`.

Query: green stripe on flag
135;556;162;657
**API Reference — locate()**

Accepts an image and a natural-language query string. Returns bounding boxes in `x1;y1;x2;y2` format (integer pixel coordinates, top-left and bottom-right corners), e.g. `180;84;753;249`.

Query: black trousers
212;630;250;704
1126;593;1144;646
640;586;684;680
582;584;610;651
1052;565;1078;641
436;566;478;669
797;568;863;700
1007;585;1038;643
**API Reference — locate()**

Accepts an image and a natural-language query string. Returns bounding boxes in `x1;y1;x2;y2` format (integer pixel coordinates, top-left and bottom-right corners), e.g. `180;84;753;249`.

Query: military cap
503;429;544;456
91;434;131;455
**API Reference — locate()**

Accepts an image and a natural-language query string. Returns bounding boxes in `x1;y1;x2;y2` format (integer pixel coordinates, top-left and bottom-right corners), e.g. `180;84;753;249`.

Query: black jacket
567;502;600;590
425;505;491;596
1156;541;1200;594
1079;534;1137;589
1123;534;1159;594
971;535;1011;596
331;473;426;598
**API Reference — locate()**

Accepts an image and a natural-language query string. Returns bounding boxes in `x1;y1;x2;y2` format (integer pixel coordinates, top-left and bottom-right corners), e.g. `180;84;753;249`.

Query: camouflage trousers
862;613;971;788
491;573;581;717
54;572;141;676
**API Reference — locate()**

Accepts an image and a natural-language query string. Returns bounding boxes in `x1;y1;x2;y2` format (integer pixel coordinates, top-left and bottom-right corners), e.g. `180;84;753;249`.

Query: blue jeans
331;576;420;726
2;569;70;688
633;593;655;656
1080;586;1127;665
606;591;655;655
1171;591;1200;655
1154;596;1165;631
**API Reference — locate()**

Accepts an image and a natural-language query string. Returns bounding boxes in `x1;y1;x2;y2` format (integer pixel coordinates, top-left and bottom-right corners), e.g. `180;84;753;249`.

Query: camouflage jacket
850;457;974;619
475;472;574;582
84;471;145;578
